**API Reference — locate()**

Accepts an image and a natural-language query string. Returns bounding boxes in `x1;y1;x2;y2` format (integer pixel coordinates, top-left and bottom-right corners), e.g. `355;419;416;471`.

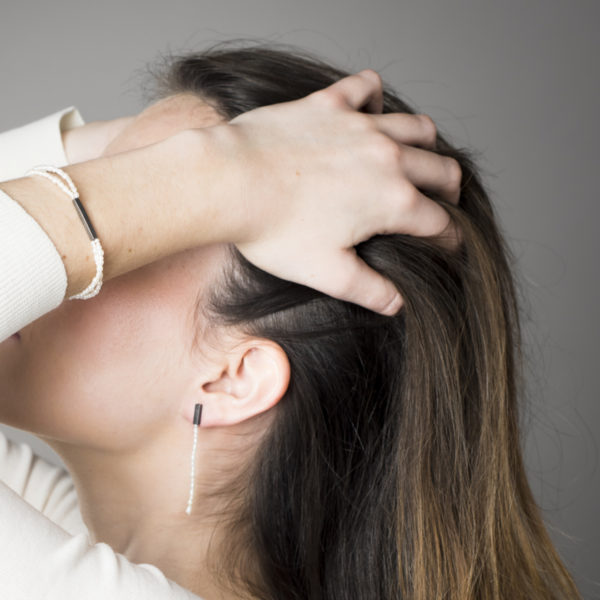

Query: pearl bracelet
25;165;104;300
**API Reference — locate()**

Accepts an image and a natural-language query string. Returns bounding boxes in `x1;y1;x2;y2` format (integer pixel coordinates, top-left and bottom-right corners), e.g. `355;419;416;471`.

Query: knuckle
312;88;346;109
359;68;383;88
417;113;437;145
371;133;403;167
405;186;421;211
445;157;463;187
396;181;420;211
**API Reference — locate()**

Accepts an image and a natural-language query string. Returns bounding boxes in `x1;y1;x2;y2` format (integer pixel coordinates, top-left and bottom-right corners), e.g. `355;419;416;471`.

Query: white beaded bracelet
25;165;104;300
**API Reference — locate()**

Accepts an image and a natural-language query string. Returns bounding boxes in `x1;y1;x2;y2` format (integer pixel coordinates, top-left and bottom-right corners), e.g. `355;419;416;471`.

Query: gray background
1;0;598;596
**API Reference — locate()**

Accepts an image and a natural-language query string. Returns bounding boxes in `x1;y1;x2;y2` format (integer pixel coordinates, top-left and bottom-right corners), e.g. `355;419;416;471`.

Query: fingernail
381;293;403;316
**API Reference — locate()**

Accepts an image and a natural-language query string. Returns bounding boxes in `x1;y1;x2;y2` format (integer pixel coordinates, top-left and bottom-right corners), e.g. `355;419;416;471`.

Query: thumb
314;250;404;316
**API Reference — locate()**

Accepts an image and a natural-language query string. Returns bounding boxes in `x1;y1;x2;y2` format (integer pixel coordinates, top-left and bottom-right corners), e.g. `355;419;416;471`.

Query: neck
42;424;256;599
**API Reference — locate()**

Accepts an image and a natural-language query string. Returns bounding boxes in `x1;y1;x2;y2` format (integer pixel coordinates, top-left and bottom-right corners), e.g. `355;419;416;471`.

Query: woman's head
0;40;580;599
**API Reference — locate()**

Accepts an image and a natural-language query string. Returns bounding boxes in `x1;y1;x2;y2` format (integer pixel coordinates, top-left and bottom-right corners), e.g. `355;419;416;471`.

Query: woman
0;49;457;600
0;41;580;599
1;65;451;600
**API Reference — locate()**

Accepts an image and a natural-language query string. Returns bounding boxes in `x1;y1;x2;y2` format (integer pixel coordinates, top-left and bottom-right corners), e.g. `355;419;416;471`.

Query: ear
184;338;290;428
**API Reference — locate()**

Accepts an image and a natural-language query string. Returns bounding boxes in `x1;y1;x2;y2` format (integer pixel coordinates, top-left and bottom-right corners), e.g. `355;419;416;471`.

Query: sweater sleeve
0;191;69;341
0;107;84;342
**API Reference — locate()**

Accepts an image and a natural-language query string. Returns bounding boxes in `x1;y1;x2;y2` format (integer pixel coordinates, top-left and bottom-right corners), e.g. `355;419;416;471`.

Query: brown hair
149;40;581;599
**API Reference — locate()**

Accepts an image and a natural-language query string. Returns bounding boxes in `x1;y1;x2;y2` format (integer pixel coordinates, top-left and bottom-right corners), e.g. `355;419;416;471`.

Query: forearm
0;128;228;299
61;116;135;164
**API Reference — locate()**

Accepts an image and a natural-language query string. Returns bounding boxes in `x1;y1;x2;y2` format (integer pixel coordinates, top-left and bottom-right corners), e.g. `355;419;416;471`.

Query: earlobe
191;339;290;428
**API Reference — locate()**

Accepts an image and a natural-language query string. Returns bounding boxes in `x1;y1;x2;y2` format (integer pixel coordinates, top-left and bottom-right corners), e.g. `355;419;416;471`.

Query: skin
0;94;290;599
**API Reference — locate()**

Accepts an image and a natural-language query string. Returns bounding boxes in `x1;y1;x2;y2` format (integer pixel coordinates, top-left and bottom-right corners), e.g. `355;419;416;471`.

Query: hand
62;116;135;164
208;69;462;315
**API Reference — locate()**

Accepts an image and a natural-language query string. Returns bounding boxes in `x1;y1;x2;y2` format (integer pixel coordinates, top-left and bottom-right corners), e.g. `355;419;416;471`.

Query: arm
0;107;84;182
61;115;134;165
0;108;88;341
0;128;227;303
1;75;462;330
0;110;135;341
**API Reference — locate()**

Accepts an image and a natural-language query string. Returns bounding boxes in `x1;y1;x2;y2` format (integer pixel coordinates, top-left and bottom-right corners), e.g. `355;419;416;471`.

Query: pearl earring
185;403;203;515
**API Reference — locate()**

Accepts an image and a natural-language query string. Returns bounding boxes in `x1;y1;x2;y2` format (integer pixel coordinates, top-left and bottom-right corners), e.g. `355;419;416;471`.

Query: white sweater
0;108;204;599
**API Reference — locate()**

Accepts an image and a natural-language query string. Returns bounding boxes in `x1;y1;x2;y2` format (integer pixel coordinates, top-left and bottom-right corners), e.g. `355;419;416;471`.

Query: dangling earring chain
185;403;203;515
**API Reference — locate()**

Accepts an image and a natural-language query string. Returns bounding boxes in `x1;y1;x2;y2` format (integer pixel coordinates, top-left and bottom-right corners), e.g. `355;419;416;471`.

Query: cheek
1;270;191;449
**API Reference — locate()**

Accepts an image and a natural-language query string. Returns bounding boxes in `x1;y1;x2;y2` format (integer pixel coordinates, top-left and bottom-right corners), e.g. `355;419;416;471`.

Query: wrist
62;128;236;280
60;145;166;281
62;117;135;164
161;126;246;247
190;123;260;247
0;175;96;299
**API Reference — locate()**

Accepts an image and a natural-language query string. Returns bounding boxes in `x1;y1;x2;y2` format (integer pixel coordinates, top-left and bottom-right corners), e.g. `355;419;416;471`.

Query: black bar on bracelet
72;197;98;241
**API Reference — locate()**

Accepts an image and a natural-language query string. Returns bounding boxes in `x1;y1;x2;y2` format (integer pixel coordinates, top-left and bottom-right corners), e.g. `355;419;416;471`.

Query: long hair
147;40;581;599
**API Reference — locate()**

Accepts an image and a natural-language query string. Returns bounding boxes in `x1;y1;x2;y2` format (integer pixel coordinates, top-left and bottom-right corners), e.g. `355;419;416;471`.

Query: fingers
322;193;460;318
391;145;462;206
385;182;461;247
356;70;385;114
371;113;438;150
315;249;404;316
316;74;462;206
321;69;385;114
369;115;461;206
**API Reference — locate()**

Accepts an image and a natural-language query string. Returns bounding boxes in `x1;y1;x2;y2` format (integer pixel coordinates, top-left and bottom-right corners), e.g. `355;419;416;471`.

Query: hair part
147;39;581;600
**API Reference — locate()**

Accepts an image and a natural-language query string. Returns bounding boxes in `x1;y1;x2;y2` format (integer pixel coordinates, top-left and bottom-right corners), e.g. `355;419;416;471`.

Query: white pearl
185;423;199;515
